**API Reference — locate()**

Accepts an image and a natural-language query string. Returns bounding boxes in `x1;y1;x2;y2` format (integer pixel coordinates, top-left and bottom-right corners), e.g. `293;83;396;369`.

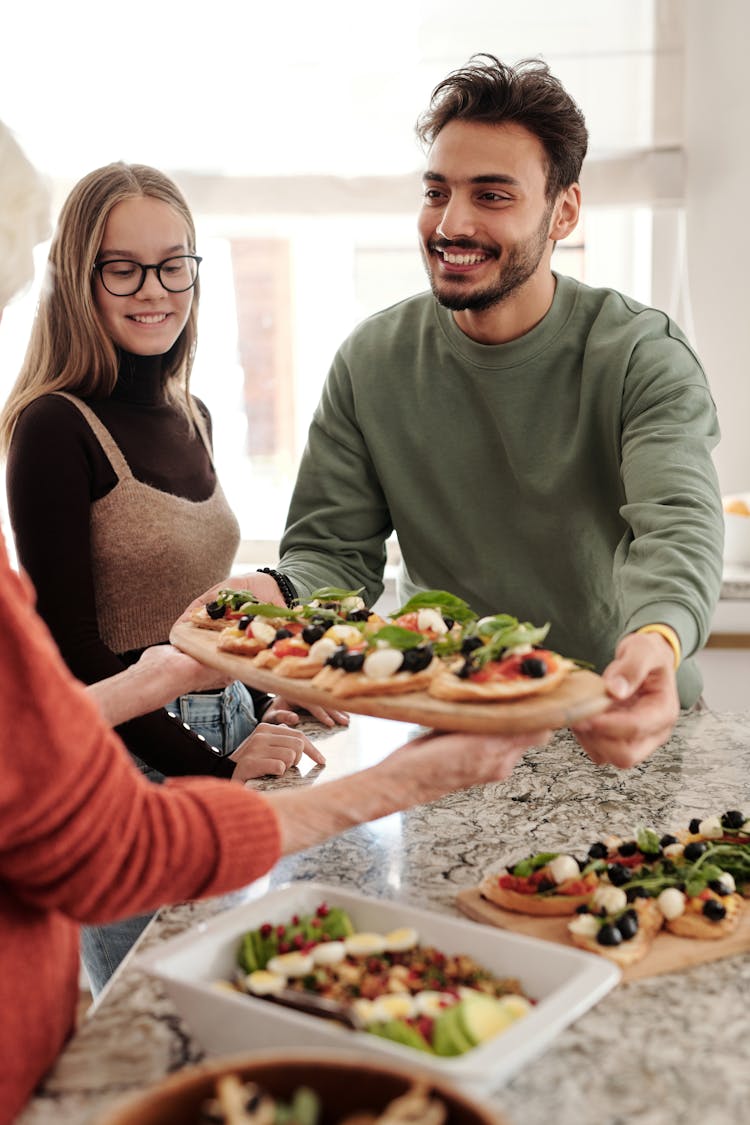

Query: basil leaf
216;588;259;610
307;586;366;602
243;602;302;620
391;590;477;625
512;852;559;877
368;625;426;651
473;621;551;668
636;827;662;855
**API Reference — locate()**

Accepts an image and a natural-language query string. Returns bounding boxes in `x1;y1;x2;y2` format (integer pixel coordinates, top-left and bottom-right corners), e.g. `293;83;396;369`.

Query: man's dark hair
416;54;588;199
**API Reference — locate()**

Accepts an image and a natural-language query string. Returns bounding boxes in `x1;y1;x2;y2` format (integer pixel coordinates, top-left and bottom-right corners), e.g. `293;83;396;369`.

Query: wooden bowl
97;1048;509;1125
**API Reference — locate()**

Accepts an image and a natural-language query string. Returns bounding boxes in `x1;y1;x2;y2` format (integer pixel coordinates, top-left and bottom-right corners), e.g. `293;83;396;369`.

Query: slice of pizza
310;624;442;698
677;809;750;847
387;590;478;648
191;588;260;631
655;882;744;940
428;615;575;703
480;852;601;916
567;891;663;968
217;605;304;659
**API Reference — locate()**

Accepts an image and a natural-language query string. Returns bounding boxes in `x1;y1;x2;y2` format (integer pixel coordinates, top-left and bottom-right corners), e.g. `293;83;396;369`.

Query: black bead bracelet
256;567;299;608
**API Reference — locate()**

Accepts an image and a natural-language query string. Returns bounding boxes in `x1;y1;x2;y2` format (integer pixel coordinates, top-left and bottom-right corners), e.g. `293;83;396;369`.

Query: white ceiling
2;0;670;180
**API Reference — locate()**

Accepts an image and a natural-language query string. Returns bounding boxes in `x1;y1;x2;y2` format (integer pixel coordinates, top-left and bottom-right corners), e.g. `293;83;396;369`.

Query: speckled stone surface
720;564;750;600
18;711;750;1125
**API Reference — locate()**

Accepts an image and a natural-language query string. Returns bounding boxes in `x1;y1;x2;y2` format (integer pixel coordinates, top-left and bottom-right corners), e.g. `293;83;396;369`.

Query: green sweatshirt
280;273;723;707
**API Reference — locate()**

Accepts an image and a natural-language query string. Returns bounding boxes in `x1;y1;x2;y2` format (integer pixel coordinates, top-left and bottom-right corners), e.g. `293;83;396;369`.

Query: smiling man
239;56;724;769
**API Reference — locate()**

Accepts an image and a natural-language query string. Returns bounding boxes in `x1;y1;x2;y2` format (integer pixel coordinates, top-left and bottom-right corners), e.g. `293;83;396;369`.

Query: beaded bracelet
256;567;299;608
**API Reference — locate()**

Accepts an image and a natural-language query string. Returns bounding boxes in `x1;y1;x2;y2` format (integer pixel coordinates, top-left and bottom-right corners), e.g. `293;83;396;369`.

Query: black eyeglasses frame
93;254;203;296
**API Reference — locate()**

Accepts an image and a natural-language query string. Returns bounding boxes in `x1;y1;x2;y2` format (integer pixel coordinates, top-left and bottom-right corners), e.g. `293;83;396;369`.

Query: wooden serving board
455;885;750;983
170;622;610;735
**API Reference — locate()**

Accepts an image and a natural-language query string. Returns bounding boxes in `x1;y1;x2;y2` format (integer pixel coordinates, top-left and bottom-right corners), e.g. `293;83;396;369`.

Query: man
228;56;724;770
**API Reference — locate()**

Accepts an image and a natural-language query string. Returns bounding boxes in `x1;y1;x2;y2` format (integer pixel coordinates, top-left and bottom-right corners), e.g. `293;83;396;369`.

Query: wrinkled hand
229;722;326;781
262;695;350;730
571;632;680;769
388;727;551;795
177;571;285;624
134;645;231;694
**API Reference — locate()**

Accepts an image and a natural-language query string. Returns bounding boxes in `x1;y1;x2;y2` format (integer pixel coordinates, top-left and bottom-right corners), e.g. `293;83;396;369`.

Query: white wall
684;0;750;493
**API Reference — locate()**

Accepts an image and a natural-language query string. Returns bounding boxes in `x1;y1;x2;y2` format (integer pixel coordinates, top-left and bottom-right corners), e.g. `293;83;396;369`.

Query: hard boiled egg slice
310;940;347;966
368;993;417;1022
413;990;456;1017
343;932;387;957
497;994;532;1020
245;970;286;996
383;927;419;953
266;951;315;978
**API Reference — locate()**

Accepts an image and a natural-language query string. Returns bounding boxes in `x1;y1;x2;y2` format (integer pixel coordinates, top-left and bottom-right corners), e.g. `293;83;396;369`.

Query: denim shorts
165;679;259;756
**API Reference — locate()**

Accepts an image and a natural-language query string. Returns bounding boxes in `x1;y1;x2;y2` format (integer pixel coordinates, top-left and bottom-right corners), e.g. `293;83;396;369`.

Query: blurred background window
0;0;693;556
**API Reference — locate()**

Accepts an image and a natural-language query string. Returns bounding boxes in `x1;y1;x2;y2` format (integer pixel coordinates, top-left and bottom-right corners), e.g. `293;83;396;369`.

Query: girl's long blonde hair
0;162;200;456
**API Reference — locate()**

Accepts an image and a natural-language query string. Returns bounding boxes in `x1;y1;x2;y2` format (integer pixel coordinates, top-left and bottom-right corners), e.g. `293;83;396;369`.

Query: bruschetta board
170;621;611;734
455;883;750;983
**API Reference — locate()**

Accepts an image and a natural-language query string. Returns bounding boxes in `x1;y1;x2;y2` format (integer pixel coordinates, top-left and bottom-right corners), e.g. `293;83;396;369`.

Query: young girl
0;162;341;988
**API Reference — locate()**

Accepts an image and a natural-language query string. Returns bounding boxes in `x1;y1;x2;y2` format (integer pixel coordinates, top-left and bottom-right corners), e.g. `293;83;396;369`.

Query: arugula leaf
215;589;260;610
390;590;477;625
472;621;551;669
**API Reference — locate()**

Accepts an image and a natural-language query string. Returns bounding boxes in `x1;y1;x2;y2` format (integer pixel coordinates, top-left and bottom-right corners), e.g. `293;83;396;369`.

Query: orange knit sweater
0;530;281;1124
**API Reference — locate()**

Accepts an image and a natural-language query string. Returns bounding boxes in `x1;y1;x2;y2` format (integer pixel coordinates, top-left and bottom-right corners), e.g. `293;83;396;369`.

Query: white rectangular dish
136;881;619;1094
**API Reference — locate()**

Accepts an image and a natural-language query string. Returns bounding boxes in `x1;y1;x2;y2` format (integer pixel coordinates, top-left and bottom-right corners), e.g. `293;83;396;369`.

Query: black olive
536;877;556;893
275;628;293;640
597;923;623;947
310;614;329;626
575;904;590;914
302;624;326;645
401;645;433;673
326;646;348;669
443;616;455;631
346;608;370;622
689;817;701;834
519;656;547;678
587;841;608;860
684;841;707;861
457;658;474;679
206;600;226;620
342;651;365;673
702;899;727;921
659;834;678;847
461;636;483;655
626;885;651;902
708;879;730;897
721;809;745;830
237;615;252;631
607;863;631;887
616;912;639;941
618;841;638;857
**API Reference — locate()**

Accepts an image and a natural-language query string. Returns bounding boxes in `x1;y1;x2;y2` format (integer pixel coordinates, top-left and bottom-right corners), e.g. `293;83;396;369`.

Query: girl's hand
229;722;326;781
262;695;350;730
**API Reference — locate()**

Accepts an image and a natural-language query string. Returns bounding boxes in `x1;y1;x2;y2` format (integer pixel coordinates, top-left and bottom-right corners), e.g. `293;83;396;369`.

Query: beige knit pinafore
56;393;240;654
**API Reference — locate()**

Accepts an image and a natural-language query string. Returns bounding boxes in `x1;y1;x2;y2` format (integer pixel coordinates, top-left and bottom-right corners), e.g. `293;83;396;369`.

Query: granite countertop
19;710;750;1125
720;564;750;600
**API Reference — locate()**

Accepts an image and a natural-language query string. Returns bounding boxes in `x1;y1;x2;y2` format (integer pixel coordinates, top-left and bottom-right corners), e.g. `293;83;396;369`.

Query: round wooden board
170;622;611;733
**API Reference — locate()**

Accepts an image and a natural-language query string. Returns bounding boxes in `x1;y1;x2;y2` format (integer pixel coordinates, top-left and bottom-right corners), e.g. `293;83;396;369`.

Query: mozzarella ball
657;887;686;920
548;854;580;885
363;648;404;680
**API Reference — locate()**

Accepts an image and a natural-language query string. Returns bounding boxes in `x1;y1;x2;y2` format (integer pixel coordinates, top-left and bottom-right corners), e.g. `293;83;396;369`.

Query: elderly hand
571;631;680;769
229;722;326;781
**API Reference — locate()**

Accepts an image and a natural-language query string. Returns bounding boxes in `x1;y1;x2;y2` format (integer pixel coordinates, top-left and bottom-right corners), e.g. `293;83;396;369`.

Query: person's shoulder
344;291;435;350
567;275;689;341
12;392;91;444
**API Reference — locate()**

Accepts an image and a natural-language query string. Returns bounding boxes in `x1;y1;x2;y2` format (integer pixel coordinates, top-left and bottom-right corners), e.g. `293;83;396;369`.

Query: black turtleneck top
6;354;243;778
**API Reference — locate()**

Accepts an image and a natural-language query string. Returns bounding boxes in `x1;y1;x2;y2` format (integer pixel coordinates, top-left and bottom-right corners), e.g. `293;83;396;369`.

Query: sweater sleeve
617;319;724;662
6;396;234;778
0;530;281;922
279;348;392;604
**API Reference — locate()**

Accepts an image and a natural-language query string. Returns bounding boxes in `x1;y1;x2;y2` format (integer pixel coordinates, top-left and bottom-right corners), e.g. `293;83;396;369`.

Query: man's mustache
429;238;500;257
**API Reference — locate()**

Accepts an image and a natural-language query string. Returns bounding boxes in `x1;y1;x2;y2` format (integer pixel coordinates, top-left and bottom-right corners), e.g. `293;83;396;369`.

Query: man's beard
423;204;553;313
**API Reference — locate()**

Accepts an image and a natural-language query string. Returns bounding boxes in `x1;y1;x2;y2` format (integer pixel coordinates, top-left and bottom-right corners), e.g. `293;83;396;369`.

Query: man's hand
177;571;285;624
571;632;680;769
262;695;350;730
229;722;326;781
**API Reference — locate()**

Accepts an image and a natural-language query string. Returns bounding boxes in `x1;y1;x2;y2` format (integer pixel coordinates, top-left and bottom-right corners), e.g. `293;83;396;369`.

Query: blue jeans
81;682;259;996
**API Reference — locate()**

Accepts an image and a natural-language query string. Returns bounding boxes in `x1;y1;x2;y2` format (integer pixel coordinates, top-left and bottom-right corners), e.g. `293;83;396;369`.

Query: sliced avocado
320;906;354;941
368;1019;433;1053
457;992;517;1045
432;1004;474;1057
237;932;258;974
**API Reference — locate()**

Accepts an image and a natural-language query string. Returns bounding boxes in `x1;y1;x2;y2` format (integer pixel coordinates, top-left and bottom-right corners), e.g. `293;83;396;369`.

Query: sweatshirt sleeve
6;396;234;778
279;348;393;604
0;531;280;922
616;317;724;660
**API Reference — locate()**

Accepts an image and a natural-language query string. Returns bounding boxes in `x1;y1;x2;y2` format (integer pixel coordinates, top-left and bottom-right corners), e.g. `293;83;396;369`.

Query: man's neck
452;270;557;345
